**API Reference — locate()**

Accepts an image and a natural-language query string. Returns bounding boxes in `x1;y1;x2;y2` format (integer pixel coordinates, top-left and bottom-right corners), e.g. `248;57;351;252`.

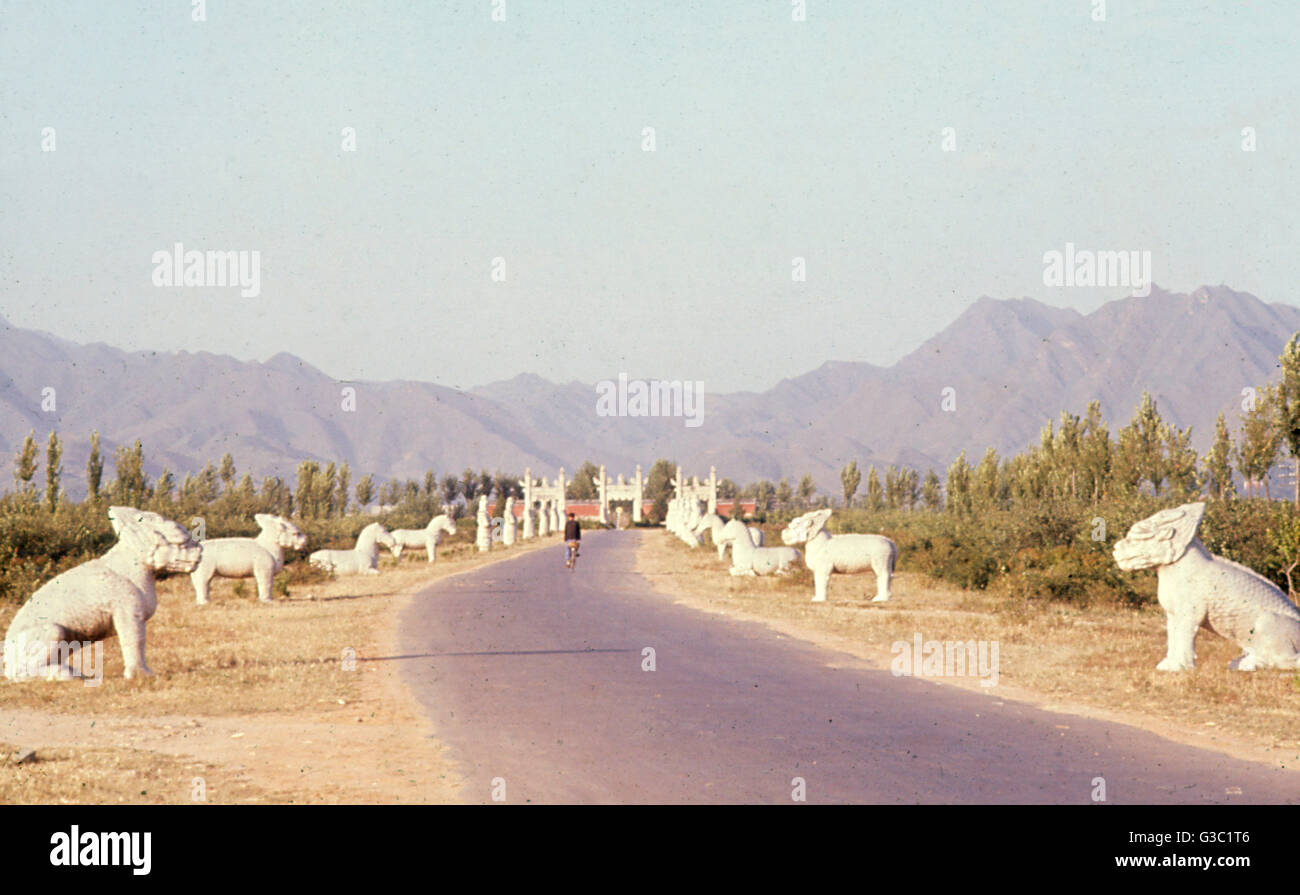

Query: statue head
361;521;397;551
430;512;457;535
718;517;749;543
1113;502;1206;571
782;509;833;545
108;506;203;574
255;513;308;550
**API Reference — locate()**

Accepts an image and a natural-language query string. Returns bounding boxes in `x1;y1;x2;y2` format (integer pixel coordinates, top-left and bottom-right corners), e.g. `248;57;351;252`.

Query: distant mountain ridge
2;284;1297;496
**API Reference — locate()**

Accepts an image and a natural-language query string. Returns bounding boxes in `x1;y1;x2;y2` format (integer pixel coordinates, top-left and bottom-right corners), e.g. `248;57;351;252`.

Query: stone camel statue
4;506;201;680
190;513;307;604
1114;501;1300;671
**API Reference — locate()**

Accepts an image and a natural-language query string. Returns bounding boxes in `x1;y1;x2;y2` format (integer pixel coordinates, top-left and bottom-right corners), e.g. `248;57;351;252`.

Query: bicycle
565;539;580;571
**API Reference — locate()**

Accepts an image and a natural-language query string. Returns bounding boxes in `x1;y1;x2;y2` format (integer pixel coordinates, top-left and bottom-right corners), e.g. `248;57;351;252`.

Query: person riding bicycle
564;512;581;568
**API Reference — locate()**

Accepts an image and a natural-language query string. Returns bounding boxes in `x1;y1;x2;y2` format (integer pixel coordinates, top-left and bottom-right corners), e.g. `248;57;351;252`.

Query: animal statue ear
1165;502;1206;561
108;505;139;534
810;508;833;535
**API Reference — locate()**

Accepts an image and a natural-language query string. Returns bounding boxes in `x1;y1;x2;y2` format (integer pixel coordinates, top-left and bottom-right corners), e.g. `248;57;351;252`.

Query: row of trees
8;435;837;527
7;433;547;521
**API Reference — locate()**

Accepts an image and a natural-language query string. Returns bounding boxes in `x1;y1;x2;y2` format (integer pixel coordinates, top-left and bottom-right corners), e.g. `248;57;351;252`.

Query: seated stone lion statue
3;506;202;681
1113;501;1300;671
190;513;307;604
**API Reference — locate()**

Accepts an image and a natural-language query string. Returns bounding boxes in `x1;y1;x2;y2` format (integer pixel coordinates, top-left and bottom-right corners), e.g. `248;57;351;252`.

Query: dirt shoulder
0;535;555;804
636;530;1300;773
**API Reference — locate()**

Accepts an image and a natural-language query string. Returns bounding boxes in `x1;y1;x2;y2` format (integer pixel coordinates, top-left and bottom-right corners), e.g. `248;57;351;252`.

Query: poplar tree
973;448;1000;510
337;462;352;515
45;431;62;511
840;461;861;509
945;451;973;515
1276;333;1300;504
864;466;883;511
355;473;376;511
1203;413;1235;499
1236;385;1282;499
13;430;38;497
921;469;942;510
86;430;104;501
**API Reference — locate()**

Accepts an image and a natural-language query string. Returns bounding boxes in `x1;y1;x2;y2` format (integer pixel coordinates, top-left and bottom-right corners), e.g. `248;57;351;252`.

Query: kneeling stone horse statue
1114;501;1300;671
4;506;202;680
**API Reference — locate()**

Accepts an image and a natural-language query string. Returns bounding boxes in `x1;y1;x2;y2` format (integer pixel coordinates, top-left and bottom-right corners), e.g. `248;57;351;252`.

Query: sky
1;0;1297;393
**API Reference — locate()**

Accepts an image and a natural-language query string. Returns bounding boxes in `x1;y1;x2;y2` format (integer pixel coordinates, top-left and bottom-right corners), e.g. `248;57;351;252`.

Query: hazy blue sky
2;1;1296;392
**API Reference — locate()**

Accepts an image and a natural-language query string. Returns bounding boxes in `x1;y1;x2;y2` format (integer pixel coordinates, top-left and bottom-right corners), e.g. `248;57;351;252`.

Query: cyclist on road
564;512;581;569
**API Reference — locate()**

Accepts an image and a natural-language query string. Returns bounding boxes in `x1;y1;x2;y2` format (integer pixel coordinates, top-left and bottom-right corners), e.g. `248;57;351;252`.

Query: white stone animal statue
782;509;896;603
308;522;395;575
3;506;202;681
721;518;800;576
391;512;457;563
675;499;704;547
1113;502;1300;671
476;497;493;552
715;519;765;555
501;497;517;546
694;513;728;559
190;513;307;604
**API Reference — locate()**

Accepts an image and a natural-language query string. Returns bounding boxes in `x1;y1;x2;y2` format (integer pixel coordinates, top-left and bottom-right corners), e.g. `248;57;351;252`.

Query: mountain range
2;284;1297;497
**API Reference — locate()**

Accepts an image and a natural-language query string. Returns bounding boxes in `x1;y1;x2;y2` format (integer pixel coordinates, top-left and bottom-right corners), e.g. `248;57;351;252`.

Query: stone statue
720;518;800;576
694;513;728;558
190;513;307;604
538;499;552;537
391;511;457;563
782;509;896;603
4;506;202;680
502;497;517;545
1114;502;1300;671
309;522;395;575
476;496;493;552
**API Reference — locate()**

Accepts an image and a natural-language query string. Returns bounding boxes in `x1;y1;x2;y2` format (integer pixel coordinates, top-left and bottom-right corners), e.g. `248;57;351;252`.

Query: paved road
396;530;1300;804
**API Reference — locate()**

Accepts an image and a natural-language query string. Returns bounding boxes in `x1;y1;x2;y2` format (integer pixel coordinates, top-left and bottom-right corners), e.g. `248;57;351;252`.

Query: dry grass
0;533;554;803
0;741;286;804
639;531;1300;769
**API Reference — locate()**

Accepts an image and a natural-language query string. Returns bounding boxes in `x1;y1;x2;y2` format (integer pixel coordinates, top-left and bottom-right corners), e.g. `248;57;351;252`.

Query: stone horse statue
309;522;395;575
720;518;800;576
